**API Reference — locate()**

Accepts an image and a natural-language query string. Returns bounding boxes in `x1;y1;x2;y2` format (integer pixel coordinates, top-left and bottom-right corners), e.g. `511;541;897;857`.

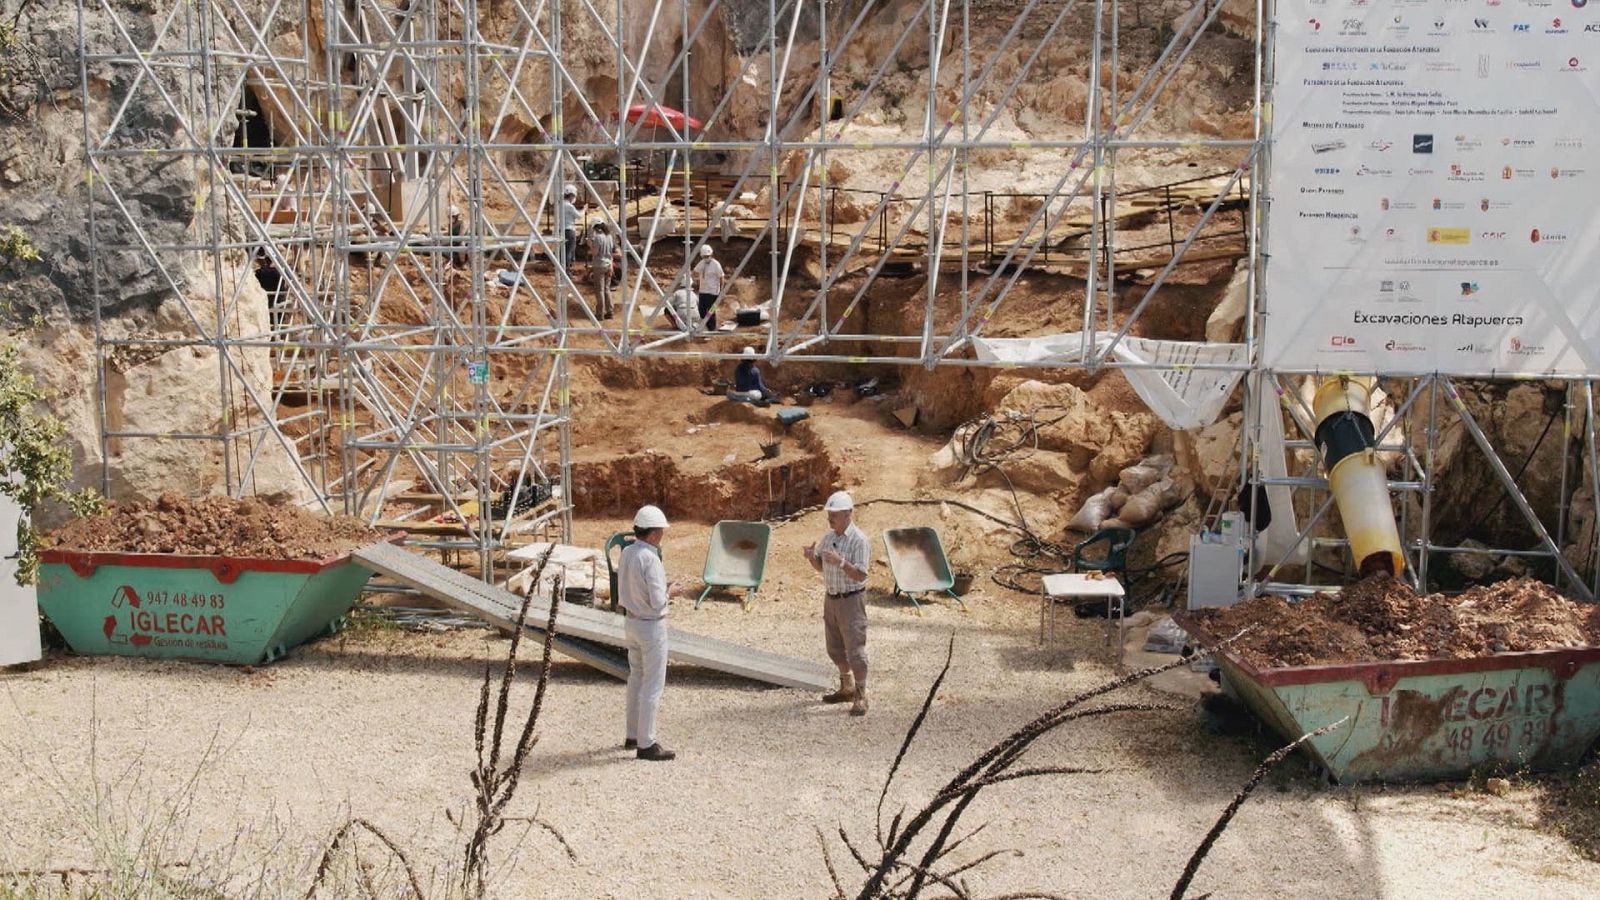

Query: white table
1040;573;1128;653
505;542;600;601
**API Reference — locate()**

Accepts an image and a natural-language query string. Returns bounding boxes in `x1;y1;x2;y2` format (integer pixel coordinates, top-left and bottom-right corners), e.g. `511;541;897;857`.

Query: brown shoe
822;687;856;704
850;688;869;717
636;743;676;761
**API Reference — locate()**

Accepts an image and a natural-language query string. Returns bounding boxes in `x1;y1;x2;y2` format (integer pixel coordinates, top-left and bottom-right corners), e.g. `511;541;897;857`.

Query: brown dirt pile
1193;575;1600;668
46;494;383;559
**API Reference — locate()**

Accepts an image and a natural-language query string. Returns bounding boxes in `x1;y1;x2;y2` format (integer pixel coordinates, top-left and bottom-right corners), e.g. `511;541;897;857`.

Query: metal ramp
353;542;831;690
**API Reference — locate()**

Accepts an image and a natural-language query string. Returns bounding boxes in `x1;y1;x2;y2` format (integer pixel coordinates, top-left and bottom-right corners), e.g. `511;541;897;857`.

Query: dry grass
1539;758;1600;863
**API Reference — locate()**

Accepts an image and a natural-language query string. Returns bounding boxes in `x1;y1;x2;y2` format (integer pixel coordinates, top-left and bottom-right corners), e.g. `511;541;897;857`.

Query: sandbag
1117;489;1165;528
1118;463;1162;495
1067;485;1117;532
1109;487;1130;510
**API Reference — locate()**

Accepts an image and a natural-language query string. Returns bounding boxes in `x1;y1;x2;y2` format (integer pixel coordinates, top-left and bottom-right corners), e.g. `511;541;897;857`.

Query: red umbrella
622;104;703;131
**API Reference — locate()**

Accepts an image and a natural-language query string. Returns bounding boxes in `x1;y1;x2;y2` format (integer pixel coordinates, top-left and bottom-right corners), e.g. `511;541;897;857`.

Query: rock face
2;1;307;506
1403;382;1575;552
921;378;1160;534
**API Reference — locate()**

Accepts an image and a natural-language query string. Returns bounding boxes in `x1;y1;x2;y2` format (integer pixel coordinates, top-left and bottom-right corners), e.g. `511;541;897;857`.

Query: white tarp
971;333;1247;430
1264;7;1600;376
1252;372;1307;569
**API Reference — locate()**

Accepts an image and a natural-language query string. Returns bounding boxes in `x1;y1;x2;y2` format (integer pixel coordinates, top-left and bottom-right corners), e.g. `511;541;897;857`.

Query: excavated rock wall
1;0;307;508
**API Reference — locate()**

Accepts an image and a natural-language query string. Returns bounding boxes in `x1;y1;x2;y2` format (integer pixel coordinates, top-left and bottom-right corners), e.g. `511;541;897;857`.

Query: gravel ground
3;513;1598;898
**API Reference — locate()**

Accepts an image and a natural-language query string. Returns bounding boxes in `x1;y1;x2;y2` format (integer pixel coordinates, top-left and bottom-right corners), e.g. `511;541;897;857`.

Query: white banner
1263;3;1600;376
971;334;1247;429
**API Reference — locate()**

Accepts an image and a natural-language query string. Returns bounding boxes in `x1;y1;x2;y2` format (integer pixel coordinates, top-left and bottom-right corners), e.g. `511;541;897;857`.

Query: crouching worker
619;504;676;761
732;346;778;404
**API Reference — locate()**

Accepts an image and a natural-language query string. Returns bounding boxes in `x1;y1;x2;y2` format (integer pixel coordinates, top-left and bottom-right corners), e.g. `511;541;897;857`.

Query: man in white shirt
558;184;582;272
617;504;676;760
692;244;725;331
803;490;872;716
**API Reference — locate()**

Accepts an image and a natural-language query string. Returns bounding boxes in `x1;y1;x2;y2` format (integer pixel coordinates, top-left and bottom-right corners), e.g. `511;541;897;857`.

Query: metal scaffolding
73;0;1599;596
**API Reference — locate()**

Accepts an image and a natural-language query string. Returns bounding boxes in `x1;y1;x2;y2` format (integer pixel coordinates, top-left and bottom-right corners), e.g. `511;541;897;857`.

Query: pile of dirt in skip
46;494;383;560
1192;574;1600;669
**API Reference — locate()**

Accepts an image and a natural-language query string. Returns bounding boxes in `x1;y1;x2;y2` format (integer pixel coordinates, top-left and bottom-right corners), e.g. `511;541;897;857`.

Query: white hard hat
633;504;669;529
563;184;577;197
450;205;461;217
742;347;757;358
698;244;712;257
823;491;854;512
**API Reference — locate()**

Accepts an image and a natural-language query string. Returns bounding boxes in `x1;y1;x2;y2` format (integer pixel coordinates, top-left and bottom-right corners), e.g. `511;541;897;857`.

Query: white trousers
624;616;668;747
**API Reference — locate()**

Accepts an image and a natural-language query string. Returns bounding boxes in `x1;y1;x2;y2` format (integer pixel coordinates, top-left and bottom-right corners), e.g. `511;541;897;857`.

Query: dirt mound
46;494;383;559
1193;575;1600;668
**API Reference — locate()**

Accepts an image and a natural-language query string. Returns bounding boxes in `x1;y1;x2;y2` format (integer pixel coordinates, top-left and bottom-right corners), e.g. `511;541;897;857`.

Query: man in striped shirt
804;490;872;716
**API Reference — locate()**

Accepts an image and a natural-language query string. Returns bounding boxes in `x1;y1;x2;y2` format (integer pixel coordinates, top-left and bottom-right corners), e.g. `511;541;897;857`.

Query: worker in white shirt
617;504;676;761
803;491;872;716
692;244;724;331
559;184;582;272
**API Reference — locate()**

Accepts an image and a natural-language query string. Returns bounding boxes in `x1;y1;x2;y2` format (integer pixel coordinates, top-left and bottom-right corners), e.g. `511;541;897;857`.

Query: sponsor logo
1311;140;1347;153
1328;335;1358;348
1340;18;1367;34
1428;227;1473;244
1576;0;1589;9
1314;167;1340;175
1478;54;1491;77
1509;336;1547;355
1455;135;1484;151
1429;18;1452;35
1388;14;1412;33
1457;342;1494;355
1383;226;1402;240
1513;22;1532;31
1474;16;1493;28
1413;134;1434;153
1385;340;1427;352
1554;136;1584;149
1348;225;1365;242
1448;164;1487;181
1380;197;1417;211
1502;165;1538;179
1506;59;1543;71
1587;23;1600;32
1530;228;1569;242
1300;186;1346;195
1479;230;1508;240
1408;166;1436;176
1565;57;1587;72
1426;60;1464;73
1461;282;1480;296
1370;61;1411;71
1547;17;1568;33
1356;165;1394;177
1379;279;1412;293
1323;61;1359;71
1309;17;1322;30
1502;136;1537;149
1368;139;1395;152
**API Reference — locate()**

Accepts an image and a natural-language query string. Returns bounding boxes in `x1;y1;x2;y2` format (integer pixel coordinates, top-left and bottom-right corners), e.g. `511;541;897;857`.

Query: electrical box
1187;534;1243;610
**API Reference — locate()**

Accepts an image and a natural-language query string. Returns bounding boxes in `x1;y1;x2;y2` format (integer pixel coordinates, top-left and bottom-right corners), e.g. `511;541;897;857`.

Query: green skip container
36;546;381;665
1179;613;1600;783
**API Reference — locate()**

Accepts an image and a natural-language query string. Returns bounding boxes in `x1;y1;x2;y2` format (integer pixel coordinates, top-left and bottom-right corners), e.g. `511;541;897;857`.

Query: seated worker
733;347;778;403
662;287;697;331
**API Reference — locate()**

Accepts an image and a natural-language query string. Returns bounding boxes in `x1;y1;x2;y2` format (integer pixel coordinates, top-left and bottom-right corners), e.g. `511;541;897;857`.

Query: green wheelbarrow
696;521;771;610
882;527;964;612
